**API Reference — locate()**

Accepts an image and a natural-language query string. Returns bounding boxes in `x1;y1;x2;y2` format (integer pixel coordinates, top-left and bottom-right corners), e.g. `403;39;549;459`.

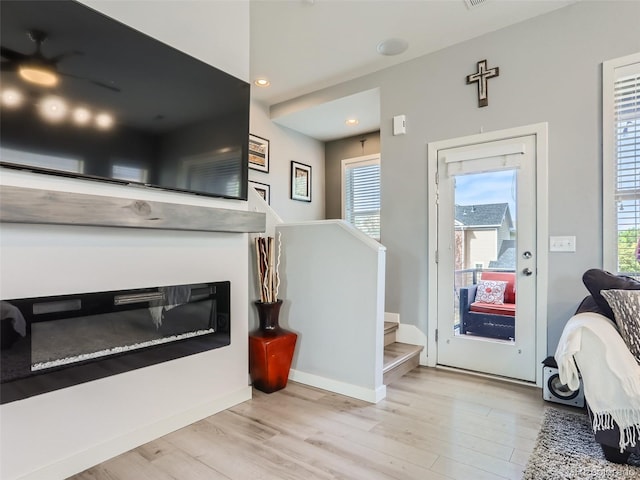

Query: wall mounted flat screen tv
0;0;250;200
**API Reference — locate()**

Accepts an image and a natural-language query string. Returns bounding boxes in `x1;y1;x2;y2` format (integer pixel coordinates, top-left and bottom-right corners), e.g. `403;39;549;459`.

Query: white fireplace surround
0;166;258;480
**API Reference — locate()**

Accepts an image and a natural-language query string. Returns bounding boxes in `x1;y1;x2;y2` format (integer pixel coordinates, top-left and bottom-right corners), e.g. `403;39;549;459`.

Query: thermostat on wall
393;115;406;135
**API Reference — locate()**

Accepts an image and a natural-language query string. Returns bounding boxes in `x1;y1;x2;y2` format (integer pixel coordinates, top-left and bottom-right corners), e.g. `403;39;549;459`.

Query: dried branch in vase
254;232;281;303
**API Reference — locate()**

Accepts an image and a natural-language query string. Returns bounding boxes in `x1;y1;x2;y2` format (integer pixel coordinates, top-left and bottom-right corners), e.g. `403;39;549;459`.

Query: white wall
247;100;325;333
0;2;252;479
250;101;325;222
277;221;386;403
269;1;640;356
380;1;640;354
468;229;498;269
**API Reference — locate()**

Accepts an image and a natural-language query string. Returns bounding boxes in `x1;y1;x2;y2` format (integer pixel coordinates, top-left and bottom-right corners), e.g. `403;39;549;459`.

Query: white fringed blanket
555;312;640;451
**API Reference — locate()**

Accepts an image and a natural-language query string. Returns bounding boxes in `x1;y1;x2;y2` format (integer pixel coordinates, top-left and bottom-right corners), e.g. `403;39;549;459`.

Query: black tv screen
0;0;250;200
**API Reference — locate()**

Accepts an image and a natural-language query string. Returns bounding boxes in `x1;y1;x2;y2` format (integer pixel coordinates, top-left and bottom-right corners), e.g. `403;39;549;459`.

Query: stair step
384;322;399;346
383;342;423;385
384;322;399;334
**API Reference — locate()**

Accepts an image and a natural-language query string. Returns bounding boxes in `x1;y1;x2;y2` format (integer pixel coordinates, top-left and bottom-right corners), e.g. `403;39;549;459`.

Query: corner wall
249;101;326;223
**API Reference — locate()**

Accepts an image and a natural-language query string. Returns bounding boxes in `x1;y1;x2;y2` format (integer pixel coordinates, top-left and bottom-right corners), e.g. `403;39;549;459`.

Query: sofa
459;271;516;340
555;269;640;463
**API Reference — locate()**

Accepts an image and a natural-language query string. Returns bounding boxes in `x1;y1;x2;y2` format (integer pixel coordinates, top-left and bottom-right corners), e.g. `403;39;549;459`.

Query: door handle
522;268;533;276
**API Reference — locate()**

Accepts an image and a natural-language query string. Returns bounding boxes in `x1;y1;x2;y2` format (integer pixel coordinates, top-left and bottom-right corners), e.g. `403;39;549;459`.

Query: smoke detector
376;38;409;56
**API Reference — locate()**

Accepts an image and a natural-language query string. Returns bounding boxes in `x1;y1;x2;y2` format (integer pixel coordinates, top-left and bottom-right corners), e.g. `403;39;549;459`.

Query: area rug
523;407;640;479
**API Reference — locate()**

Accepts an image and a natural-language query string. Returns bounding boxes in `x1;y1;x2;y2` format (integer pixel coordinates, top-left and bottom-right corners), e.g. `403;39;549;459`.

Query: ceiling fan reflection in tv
1;29;120;92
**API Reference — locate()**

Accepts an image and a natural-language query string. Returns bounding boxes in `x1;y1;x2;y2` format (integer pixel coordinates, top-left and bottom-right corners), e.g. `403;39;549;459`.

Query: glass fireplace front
0;281;230;404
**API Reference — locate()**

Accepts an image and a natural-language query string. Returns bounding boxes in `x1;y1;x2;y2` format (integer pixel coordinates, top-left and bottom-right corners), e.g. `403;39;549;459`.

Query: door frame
426;123;549;387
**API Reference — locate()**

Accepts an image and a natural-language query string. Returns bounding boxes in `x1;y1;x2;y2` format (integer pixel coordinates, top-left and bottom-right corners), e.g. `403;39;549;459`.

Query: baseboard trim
20;386;252;480
395;324;428;366
289;369;386;403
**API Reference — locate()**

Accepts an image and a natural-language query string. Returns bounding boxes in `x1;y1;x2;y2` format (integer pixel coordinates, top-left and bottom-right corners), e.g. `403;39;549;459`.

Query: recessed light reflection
39;95;68;122
95;112;114;130
1;88;24;108
345;118;359;126
73;107;92;126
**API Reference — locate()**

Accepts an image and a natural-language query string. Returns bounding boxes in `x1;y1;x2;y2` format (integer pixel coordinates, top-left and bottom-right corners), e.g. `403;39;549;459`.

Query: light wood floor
71;367;546;480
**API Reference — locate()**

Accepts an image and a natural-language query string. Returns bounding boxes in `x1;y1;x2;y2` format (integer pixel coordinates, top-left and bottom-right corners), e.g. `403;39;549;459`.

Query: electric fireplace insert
0;281;230;404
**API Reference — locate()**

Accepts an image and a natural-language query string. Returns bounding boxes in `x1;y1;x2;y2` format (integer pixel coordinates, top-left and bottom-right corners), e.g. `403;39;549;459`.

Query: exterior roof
455;203;512;228
498;239;516;256
489;247;516;269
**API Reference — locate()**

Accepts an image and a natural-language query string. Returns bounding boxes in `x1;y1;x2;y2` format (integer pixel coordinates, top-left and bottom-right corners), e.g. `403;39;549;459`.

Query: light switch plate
550;236;576;252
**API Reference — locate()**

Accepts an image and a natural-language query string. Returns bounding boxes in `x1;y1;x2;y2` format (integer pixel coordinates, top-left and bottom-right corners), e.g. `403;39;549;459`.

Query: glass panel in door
453;169;517;342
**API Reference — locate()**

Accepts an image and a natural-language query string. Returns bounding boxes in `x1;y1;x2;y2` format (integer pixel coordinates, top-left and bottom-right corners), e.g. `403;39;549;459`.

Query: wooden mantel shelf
0;185;266;233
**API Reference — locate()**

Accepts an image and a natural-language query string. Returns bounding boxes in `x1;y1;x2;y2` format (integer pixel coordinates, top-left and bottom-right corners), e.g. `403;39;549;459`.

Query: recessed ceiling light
345;118;359;126
377;38;409;56
254;78;270;87
39;95;67;122
95;112;114;130
1;88;24;108
72;107;92;126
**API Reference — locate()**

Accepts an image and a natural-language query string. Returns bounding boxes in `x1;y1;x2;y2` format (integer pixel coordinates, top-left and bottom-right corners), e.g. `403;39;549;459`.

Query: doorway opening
426;124;548;385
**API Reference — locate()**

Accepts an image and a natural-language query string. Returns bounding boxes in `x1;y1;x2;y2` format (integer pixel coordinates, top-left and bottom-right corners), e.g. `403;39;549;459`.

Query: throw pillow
601;289;640;364
582;268;640;321
474;280;508;305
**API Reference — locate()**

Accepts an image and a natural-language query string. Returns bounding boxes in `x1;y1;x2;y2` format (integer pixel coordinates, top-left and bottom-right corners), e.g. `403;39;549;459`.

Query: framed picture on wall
249;180;270;204
290;161;311;202
248;134;270;172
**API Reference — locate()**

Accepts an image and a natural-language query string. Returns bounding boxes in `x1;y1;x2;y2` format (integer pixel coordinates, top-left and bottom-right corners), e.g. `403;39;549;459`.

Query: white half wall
277;221;386;403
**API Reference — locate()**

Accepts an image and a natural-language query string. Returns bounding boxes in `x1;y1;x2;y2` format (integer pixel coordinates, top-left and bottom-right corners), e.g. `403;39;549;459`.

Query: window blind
344;159;380;239
187;157;241;197
181;150;243;198
112;164;148;183
613;62;640;276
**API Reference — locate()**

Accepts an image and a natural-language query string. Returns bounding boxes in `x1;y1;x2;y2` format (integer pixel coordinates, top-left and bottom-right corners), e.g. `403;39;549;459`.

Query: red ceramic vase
249;300;297;393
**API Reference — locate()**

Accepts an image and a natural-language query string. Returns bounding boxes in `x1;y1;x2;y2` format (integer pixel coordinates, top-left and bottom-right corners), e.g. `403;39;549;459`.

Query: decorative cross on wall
466;59;499;107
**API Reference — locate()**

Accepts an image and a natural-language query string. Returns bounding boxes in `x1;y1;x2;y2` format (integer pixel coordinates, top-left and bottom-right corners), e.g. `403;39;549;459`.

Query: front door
435;134;538;381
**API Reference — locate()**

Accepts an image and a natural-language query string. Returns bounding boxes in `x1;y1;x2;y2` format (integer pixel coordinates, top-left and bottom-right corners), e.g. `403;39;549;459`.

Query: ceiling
250;0;576;141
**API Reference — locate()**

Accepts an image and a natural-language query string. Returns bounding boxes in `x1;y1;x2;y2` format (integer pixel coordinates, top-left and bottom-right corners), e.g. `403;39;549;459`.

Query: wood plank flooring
70;367;546;480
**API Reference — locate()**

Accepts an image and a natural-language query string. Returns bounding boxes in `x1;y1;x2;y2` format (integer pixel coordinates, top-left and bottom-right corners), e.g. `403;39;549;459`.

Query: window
1;147;83;173
603;53;640;278
112;164;148;183
180;149;243;198
342;154;380;239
